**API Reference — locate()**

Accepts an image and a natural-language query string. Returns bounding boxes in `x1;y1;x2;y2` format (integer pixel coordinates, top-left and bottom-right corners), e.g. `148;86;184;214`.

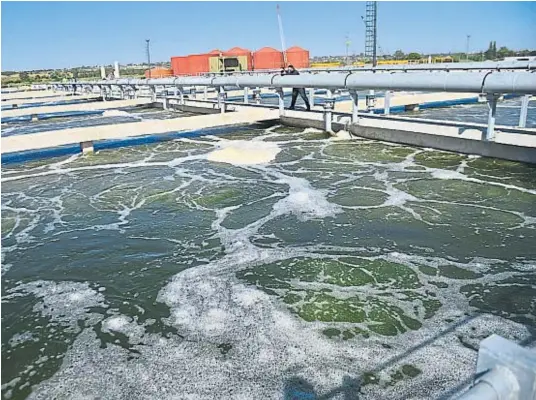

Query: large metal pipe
197;60;536;76
64;70;536;95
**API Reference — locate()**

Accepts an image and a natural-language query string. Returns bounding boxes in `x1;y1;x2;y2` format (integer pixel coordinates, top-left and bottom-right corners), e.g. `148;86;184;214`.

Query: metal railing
53;69;535;140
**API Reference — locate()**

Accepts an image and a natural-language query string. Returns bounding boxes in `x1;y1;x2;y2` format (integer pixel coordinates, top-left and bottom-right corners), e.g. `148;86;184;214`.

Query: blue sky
2;1;535;71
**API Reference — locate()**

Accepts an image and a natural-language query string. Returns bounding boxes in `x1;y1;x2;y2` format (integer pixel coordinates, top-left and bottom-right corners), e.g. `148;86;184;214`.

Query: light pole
466;34;471;61
146;39;152;78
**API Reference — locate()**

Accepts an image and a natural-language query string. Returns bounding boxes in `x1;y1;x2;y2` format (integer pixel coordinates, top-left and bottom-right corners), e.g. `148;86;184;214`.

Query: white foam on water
6;280;107;333
4;124;536;399
271;174;343;222
331;129;354;141
101;109;141;119
302;127;323;134
206;140;281;166
101;314;147;344
8;331;39;348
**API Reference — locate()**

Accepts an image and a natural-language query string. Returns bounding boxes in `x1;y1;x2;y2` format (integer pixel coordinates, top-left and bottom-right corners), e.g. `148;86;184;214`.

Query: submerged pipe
67;70;536;95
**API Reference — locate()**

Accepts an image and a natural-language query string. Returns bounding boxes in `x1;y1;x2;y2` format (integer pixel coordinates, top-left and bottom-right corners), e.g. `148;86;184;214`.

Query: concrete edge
1;120;279;165
281;116;536;165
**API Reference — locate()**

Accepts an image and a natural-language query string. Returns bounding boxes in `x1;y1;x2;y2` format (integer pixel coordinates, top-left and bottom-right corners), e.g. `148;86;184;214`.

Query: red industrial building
285;46;310;69
145;67;173;78
253;47;284;70
170;46;309;76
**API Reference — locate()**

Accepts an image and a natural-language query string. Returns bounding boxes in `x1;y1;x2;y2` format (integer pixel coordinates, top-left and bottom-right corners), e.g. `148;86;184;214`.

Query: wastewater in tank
1;103;536;399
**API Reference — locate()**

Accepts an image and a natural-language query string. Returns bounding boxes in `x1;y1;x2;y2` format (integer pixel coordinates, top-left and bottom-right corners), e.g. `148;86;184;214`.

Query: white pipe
65;71;536;95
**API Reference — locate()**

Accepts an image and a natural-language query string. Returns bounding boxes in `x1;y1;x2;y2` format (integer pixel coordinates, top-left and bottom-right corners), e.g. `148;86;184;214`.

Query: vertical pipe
349;90;359;123
384;90;391;115
244;87;249;104
100;66;106;79
179;89;184;105
485;94;499;141
203;87;208;100
519;94;530;128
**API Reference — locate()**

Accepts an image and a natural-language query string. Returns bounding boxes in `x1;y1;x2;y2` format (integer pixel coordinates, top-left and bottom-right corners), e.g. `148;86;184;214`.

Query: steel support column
384;90;392;115
218;87;226;113
485;93;500;141
518;94;530;128
349;90;359;123
308;88;315;109
254;87;261;104
244;87;249;104
323;90;335;132
275;88;285;116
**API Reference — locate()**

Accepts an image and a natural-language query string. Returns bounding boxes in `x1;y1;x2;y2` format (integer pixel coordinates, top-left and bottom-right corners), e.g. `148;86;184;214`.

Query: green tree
408;52;421;60
394;50;405;60
492;41;497;58
497;46;512;59
484;41;494;60
19;72;29;81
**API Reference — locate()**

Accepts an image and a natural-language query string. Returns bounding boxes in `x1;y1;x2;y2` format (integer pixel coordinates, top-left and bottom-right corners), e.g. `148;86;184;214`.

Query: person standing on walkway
281;65;311;111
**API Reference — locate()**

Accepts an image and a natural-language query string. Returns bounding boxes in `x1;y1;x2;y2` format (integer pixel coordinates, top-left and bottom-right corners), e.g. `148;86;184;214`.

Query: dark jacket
281;68;299;76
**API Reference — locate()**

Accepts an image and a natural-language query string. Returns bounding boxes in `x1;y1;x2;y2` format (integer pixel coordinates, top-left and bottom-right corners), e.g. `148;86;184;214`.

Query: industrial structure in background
145;46;310;78
364;1;378;67
145;3;308;78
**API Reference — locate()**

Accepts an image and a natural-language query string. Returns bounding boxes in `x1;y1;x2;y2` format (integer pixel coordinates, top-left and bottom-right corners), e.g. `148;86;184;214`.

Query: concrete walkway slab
2;90;60;101
3;94;100;107
1;108;279;154
2;98;152;118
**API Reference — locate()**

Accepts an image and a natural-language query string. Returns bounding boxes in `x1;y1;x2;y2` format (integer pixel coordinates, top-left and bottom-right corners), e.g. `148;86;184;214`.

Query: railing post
275;88;285;117
203;87;208;101
485;93;500;141
384;90;392;115
150;86;157;102
244;87;249;104
178;87;185;105
518;94;530;128
349;90;359;124
118;85;125;100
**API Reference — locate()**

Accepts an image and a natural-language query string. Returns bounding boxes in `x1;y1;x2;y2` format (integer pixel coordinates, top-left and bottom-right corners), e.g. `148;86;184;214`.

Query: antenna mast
277;4;288;67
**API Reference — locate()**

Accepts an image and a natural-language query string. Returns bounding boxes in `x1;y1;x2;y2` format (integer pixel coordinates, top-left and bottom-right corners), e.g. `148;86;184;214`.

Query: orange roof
227;47;250;53
256;47;280;53
208;49;222;54
287;46;307;52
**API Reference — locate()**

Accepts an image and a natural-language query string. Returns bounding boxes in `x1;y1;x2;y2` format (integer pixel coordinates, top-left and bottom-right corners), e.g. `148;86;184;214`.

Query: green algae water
2;125;536;399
